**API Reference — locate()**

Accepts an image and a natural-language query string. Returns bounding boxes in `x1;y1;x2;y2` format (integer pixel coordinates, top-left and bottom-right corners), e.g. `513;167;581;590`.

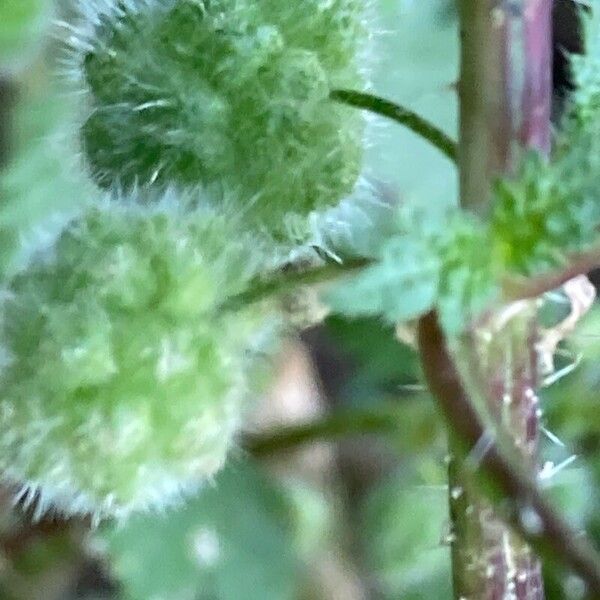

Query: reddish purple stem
520;0;553;153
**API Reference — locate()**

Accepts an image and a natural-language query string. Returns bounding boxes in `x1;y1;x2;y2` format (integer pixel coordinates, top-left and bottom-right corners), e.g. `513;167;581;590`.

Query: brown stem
417;312;600;597
448;1;553;598
458;0;512;216
504;244;600;301
444;308;546;599
520;1;552;153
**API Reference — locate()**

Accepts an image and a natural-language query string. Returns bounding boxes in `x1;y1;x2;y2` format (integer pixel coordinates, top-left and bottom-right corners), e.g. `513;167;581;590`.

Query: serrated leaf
326;206;501;336
102;461;298;600
436;215;499;335
492;140;600;280
326;234;440;322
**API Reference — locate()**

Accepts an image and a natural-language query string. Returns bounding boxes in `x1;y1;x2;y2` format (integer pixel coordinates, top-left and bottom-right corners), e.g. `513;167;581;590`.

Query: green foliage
327;92;600;336
327;232;439;322
0;203;274;519
433;214;498;333
327;209;498;335
492;134;600;278
0;76;97;276
1;0;600;598
0;0;49;71
361;471;451;599
325;316;420;396
483;11;600;284
75;0;365;237
103;461;298;600
569;7;600;127
325;4;600;337
325;211;441;322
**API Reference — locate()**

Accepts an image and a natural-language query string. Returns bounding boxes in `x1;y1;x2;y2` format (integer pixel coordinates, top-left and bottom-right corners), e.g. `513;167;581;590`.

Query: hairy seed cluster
0;204;271;519
77;0;366;236
0;0;370;520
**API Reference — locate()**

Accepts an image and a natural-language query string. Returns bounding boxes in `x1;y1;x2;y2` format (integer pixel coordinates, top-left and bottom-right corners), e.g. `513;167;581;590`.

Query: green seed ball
0;203;273;520
77;0;366;236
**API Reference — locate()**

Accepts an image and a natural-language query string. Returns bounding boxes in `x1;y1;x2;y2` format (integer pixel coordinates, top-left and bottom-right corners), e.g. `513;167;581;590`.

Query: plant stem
417;311;600;596
219;258;368;313
330;89;458;162
503;244;600;301
220;239;600;317
444;1;553;598
245;400;437;456
0;76;17;170
458;0;512;217
520;0;552;153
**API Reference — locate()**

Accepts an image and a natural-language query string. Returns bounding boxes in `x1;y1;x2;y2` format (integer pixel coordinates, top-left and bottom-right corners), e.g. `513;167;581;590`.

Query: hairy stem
417;311;600;597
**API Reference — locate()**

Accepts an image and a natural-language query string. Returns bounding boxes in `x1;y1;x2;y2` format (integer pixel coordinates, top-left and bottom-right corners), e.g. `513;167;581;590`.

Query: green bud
74;0;366;236
0;202;274;520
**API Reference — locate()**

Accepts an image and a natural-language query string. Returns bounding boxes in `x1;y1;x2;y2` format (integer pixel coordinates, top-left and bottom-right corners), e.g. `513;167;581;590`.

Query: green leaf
327;233;440;322
362;471;451;599
435;215;498;335
326;208;498;335
102;461;299;600
325;316;420;398
492;140;600;280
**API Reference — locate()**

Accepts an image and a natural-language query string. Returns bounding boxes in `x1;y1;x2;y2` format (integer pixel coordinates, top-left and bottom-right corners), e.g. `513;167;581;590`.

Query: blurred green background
0;1;598;599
